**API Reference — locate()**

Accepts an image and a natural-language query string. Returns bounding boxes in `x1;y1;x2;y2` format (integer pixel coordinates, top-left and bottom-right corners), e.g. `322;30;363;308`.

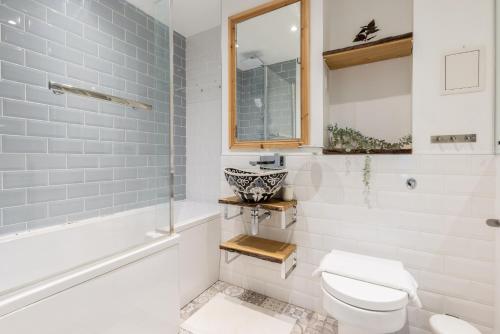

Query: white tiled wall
186;26;221;202
219;154;495;334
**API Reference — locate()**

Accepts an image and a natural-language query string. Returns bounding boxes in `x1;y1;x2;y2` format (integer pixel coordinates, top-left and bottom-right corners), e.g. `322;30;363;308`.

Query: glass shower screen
0;0;174;295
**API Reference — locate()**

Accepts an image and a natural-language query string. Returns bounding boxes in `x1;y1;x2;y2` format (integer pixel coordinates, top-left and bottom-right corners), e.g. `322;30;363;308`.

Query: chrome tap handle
249;153;285;170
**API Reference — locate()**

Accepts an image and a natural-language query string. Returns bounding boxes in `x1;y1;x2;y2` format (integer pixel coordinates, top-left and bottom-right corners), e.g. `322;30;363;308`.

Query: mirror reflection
235;3;301;141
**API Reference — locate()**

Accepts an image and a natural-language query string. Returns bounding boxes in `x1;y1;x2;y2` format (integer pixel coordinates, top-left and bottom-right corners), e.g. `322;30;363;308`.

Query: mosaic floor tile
260;297;288;313
238;290;267;306
180;281;338;334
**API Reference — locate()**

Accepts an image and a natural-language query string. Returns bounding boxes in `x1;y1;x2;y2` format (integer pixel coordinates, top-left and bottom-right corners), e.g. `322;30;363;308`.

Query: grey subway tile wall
0;0;186;236
236;66;265;140
173;31;186;199
237;59;297;141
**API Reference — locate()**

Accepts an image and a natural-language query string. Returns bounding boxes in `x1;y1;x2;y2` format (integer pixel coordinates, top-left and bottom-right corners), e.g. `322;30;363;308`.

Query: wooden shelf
323;148;412;155
220;234;296;264
218;196;297;212
323;33;413;70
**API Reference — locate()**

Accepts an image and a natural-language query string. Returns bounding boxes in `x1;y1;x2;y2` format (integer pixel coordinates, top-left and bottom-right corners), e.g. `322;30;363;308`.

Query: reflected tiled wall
236;66;264;140
173;31;186;200
236;59;296;141
266;60;296;139
0;0;185;235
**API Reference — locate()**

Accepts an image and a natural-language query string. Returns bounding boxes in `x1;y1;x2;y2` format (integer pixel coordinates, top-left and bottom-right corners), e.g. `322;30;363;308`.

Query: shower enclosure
0;0;179;332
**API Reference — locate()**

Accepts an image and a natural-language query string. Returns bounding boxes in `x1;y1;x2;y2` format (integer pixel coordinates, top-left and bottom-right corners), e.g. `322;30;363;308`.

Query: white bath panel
181;293;296;334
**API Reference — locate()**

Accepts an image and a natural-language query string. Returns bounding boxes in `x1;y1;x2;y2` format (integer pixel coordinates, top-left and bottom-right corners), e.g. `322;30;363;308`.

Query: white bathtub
0;200;220;333
173;200;221;306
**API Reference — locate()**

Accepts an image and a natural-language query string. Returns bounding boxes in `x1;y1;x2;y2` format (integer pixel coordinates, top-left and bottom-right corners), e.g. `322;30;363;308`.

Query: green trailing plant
362;154;372;207
326;124;412;153
326;124;412;204
362;155;372;190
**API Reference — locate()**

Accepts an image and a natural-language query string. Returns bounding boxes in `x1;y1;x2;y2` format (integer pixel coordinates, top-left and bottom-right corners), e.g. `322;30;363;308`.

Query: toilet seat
429;315;481;334
322;272;408;311
321;285;407;334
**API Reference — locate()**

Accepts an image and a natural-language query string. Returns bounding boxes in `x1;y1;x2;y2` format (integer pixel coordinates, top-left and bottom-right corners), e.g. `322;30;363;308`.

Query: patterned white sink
223;168;288;203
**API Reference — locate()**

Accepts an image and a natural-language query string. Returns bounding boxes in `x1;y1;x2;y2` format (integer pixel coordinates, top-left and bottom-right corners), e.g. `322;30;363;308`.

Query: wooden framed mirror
228;0;310;149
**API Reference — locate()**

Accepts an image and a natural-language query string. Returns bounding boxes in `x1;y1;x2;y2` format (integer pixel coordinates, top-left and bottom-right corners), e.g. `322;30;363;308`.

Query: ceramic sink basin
224;168;288;203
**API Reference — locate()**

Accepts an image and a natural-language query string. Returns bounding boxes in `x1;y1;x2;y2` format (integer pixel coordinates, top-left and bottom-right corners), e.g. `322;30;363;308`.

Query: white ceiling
237;3;300;68
126;0;221;38
173;0;221;37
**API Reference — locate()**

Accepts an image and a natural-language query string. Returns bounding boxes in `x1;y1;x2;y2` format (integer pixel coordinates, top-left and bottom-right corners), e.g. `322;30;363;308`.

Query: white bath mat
181;293;296;334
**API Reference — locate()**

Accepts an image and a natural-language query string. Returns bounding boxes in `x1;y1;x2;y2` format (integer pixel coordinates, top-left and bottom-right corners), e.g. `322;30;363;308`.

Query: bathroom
0;0;497;333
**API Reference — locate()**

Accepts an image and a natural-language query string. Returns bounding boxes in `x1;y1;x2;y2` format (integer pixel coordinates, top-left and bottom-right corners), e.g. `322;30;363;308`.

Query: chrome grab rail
48;81;153;111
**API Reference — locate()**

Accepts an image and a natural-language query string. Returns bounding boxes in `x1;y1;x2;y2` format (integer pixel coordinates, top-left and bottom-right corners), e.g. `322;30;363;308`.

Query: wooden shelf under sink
220;234;296;264
218;196;297;212
323;32;413;70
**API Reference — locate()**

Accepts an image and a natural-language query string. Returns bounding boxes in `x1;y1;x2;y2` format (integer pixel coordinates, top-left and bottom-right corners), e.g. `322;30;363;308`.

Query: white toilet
429;314;481;334
316;250;420;334
318;249;482;334
321;272;409;334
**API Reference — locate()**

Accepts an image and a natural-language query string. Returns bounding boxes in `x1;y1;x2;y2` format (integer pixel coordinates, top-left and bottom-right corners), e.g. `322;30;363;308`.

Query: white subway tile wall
220;154;495;334
185;26;221;202
0;0;186;236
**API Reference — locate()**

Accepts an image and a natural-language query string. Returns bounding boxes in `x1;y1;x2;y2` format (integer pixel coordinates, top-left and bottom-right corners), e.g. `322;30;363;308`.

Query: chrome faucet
249;153;286;170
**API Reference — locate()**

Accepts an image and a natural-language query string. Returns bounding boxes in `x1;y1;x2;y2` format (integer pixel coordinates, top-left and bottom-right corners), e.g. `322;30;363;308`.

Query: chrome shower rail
48;82;153;111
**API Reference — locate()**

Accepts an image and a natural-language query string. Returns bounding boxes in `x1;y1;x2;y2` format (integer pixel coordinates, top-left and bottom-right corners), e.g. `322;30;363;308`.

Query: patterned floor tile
238;290;267;306
180;281;338;334
260;297;288;313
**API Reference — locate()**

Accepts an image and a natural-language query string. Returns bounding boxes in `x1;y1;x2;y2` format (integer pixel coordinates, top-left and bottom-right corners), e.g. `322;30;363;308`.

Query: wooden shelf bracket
223;248;296;279
219;196;297;235
220;234;297;279
224;250;241;264
282;251;297;279
280;206;297;229
224;206;244;220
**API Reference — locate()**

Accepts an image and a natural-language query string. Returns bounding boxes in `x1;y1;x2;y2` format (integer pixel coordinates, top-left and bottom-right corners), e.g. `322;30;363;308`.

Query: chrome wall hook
486;219;500;228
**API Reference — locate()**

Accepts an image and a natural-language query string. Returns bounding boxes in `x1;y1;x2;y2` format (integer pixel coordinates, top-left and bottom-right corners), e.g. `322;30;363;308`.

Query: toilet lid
429;315;481;334
321;272;408;311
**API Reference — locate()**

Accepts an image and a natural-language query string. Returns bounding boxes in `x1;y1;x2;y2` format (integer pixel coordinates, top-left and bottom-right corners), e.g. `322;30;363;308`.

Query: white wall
496;157;500;334
324;0;413;142
220;154;496;334
324;0;413;50
412;0;495;154
216;1;498;334
221;0;325;152
327;57;413;142
221;0;495;154
186;27;222;202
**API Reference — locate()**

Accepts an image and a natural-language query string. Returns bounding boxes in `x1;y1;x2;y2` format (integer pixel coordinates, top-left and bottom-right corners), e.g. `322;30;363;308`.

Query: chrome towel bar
48;81;153;111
